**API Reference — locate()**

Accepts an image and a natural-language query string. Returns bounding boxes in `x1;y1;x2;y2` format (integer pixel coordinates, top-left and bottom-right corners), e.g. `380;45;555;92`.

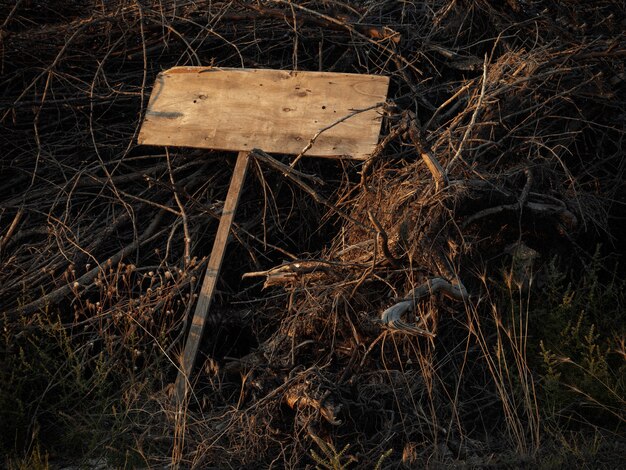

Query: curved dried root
379;277;468;337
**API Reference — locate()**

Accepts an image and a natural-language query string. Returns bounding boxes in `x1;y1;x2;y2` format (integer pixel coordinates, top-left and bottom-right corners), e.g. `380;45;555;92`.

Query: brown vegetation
1;1;625;468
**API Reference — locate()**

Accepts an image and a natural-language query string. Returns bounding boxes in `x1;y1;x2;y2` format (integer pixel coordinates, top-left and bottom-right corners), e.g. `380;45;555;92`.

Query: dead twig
12;209;166;318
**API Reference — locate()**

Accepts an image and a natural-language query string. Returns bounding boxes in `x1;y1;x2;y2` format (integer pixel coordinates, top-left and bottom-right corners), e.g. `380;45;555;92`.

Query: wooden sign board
138;67;389;404
138;67;389;159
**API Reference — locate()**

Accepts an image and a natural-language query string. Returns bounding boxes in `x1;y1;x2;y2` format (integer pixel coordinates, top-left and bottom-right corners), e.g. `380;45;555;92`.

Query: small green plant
309;433;392;470
373;448;393;470
5;441;49;470
309;434;356;470
532;249;626;426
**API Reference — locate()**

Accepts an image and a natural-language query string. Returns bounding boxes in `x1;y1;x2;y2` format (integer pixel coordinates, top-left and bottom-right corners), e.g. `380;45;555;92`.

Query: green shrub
0;262;178;464
531;249;626;426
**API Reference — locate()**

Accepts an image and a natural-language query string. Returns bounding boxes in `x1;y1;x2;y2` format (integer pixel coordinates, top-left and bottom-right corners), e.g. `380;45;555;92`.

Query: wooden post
175;150;250;403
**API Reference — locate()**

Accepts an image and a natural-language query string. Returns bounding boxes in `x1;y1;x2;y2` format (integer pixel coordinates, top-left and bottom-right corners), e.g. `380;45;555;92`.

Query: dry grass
1;0;625;468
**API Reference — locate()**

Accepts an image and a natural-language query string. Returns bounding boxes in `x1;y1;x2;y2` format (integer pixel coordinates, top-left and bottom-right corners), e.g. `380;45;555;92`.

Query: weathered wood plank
138;67;389;159
175;150;250;403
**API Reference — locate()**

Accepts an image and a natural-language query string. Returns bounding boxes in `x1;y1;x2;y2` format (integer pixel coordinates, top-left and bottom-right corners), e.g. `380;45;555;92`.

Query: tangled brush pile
1;1;624;467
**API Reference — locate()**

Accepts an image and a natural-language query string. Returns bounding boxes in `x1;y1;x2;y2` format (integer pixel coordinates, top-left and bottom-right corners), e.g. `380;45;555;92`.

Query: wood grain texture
175;151;250;403
138;67;389;159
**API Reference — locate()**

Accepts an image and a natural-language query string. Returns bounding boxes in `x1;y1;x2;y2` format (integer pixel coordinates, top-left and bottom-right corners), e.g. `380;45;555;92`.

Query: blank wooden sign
138;67;389;404
138;67;389;159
